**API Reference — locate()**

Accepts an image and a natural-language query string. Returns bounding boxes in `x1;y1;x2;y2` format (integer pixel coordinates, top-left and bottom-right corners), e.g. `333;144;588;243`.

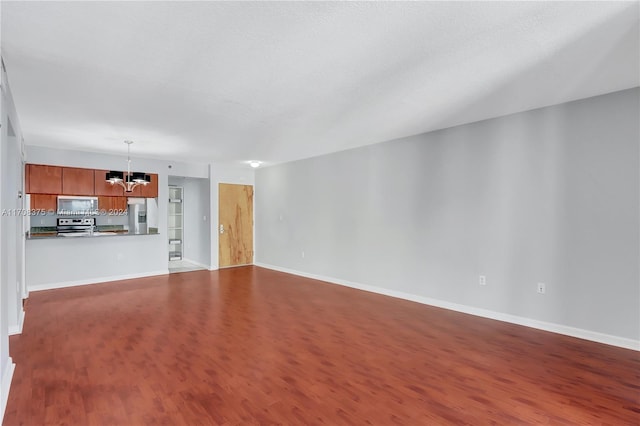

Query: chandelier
105;140;151;193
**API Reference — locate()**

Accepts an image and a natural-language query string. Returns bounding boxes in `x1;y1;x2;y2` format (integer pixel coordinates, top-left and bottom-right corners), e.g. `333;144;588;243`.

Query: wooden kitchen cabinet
98;196;127;213
126;173;158;198
140;173;158;198
97;196;110;211
30;194;57;212
26;164;62;194
62;167;95;195
114;197;128;211
28;165;157;199
94;169;125;196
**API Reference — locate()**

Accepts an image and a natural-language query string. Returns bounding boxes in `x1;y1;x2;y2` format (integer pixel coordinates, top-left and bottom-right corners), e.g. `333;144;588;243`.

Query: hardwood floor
4;266;639;425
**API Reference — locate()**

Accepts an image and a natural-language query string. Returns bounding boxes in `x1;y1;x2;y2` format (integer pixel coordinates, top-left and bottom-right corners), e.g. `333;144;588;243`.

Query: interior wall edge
0;357;15;424
7;309;24;336
254;262;640;351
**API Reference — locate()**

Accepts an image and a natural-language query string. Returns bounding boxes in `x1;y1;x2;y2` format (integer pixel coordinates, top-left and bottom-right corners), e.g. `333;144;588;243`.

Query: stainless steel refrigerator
127;198;147;234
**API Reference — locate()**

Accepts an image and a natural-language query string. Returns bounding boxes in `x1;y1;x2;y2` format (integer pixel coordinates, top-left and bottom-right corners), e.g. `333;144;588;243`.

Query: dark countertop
27;228;159;240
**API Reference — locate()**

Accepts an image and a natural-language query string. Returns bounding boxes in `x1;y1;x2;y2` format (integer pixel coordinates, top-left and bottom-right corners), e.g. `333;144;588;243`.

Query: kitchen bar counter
26;228;167;291
27;228;159;239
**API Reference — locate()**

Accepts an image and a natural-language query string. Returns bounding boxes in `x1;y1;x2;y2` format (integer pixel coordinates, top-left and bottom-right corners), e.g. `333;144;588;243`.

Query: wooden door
218;183;253;268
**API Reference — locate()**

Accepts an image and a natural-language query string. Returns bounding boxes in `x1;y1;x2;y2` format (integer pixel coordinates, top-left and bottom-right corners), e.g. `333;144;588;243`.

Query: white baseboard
1;358;15;423
255;262;639;351
8;309;25;336
218;263;253;269
28;269;169;292
180;258;211;270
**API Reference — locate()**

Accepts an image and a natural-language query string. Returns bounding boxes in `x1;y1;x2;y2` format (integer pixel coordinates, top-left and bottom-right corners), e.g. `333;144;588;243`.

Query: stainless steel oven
56;217;96;236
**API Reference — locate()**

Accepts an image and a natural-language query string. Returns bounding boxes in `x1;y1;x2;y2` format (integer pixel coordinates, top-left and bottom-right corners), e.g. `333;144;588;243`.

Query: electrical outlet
537;283;546;294
479;275;486;286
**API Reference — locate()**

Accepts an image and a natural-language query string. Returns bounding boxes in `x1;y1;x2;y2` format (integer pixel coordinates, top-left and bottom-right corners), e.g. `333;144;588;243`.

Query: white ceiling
1;1;638;166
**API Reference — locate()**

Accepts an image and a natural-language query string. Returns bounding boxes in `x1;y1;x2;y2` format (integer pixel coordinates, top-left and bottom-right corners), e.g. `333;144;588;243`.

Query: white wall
166;161;209;180
1;111;22;331
0;55;22;421
168;176;211;268
255;88;640;348
24;146;209;290
209;163;254;269
26;234;166;290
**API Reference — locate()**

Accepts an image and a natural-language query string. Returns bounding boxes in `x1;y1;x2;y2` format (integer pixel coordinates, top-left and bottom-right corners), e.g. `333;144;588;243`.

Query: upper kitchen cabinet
62;167;95;195
126;173;158;198
94;169;125;196
26;164;62;194
27;165;158;198
140;173;158;198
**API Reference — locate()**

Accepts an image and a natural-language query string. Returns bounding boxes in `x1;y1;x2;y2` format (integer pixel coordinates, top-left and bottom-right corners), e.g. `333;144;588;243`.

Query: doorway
168;176;211;273
218;183;253;268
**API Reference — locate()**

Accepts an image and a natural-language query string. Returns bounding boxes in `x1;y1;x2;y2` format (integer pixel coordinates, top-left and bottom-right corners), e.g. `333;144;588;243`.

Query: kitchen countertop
27;228;159;240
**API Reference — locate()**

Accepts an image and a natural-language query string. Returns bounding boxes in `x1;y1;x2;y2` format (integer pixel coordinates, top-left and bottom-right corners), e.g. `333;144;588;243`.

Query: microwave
57;196;99;215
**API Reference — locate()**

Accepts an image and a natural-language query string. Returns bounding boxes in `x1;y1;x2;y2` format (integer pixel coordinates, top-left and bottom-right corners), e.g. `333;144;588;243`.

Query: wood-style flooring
4;266;639;425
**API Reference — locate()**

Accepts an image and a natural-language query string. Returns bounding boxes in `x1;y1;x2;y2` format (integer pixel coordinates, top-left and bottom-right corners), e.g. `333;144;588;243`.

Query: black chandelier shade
105;171;150;183
131;172;151;183
106;170;124;182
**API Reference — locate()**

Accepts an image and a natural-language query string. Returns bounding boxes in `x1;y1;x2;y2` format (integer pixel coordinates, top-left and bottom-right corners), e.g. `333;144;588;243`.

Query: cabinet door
27;164;62;194
140;174;158;198
98;196;128;213
30;194;57;212
125;173;158;198
114;196;128;211
98;196;113;212
95;170;125;196
62;167;94;195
